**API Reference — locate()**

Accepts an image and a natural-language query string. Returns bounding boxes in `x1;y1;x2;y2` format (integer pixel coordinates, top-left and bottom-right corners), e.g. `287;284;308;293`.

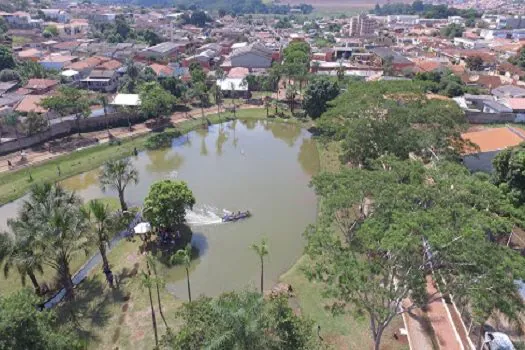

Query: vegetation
40;87;91;136
372;0;479;19
465;55;484;71
99;158;139;212
139;82;177;125
161;290;320;349
493;143;525;205
0;289;83;349
302;77;339;119
85;200;114;287
509;46;525;70
250;238;269;293
144;129;182;150
143;180;196;231
413;69;480;97
440;23;465;38
171;243;193;301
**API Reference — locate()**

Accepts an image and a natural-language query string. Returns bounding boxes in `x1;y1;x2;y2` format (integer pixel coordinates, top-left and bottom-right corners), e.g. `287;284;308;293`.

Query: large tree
162;290;319;350
302;77;339;118
0;45;15;71
40;87;90;136
0;289;83;350
139;82;176;125
143;180;195;231
306;157;525;350
16;183;90;300
99;158;139;212
85;199;113;287
493;143;525;205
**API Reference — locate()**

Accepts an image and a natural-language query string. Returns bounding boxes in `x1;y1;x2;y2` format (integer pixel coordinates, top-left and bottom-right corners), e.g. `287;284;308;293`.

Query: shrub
144;129;181;150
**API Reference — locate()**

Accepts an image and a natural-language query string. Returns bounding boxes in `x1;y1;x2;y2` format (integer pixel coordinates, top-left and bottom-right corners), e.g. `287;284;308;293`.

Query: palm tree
212;84;223;120
140;266;159;347
250;238;269;293
85;199;113;288
171;243;192;302
0;230;43;294
99;158;139;212
19;183;89;300
146;254;167;327
286;84;297;114
230;82;237;118
97;94;110;133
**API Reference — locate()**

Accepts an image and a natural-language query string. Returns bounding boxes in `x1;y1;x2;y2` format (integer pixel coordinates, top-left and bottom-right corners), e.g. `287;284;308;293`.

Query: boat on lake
222;211;251;222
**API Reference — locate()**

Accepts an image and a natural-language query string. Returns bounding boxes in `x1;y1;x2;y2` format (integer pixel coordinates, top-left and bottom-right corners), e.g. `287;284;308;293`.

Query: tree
250;238;268;293
97;93;110;132
4;112;20;144
40;87;90;136
440;23;464;38
493;143;525;205
162;290;319;349
141;264;159;347
0;45;15;71
22;112;48;136
189;62;206;85
139;82;176;125
302;77;339;118
466;55;484;71
146;254;168;327
306;157;525;350
143;180;196;231
17;183;89;300
171;243;192;302
139;29;162;46
509;46;525;69
0;228;43;294
285;84;297;114
43;25;58;38
99;158;139;212
382;55;394;75
0;289;83;350
211;83;223;119
85;199;113;287
0;69;21;82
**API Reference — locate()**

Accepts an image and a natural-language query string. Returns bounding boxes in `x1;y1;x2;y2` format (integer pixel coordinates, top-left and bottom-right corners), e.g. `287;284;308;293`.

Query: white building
41;9;71;23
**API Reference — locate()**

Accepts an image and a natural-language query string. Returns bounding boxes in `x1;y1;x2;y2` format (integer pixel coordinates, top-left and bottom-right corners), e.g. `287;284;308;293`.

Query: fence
465;111;521;124
0;113;145;156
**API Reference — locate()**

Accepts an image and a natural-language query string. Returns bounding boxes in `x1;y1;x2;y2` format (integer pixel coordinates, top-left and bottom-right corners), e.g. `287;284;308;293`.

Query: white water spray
186;205;229;226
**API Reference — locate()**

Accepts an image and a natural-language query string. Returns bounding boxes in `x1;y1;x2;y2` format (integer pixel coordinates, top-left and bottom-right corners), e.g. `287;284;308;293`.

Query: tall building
349;14;377;37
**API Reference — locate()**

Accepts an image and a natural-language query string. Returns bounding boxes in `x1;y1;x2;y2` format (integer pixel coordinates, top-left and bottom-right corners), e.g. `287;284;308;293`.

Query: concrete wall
465;111;518;124
0;113;144;156
463;151;499;173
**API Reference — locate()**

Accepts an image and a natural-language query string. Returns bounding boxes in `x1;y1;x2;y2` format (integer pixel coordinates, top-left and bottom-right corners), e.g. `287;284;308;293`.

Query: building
24;79;59;95
492;85;525;99
140;42;184;60
461;127;525;172
39;54;77;70
40;9;70;23
228;43;273;69
369;47;415;72
350;15;377;37
217;78;248;98
80;70;118;92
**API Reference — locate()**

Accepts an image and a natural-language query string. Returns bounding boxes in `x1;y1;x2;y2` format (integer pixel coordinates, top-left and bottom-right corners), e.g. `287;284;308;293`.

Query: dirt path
0;104;260;175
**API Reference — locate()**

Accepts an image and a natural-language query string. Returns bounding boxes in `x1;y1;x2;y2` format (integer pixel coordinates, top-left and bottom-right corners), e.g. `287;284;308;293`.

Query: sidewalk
0;104;259;175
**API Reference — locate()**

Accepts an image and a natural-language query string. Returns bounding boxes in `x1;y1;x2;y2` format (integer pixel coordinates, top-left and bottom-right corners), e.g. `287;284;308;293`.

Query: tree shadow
56;277;127;343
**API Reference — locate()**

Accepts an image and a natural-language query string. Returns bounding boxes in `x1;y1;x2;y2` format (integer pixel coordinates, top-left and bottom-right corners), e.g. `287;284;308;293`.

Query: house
66;56;109;78
149;63;175;78
492;85;525;98
39;54;77;70
14;95;48;114
228;43;273;69
0;93;24;115
369;47;415;72
40;9;70;23
17;48;43;62
97;59;122;71
140;42;183;60
481;100;513;114
496;62;525;81
461;127;525;172
80;70;118;92
0;81;18;95
24;79;59;94
503;98;525;113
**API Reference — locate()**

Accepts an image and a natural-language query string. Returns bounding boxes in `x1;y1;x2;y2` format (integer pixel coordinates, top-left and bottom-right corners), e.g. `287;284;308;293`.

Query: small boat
222;211;251;222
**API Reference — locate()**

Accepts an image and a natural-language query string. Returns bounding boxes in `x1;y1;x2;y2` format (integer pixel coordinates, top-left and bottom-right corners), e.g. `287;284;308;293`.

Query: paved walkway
0;104;259;174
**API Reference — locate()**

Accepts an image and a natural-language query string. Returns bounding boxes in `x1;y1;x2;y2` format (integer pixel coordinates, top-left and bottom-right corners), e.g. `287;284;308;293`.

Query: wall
465;111;518;124
0;113;144;156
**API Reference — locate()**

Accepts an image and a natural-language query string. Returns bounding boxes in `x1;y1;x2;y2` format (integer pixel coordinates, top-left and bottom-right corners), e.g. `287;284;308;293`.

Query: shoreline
0;108;306;207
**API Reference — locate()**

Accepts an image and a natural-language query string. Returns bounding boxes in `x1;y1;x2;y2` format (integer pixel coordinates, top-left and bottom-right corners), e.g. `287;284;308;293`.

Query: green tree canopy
0;45;15;71
139;82;176;123
302;77;339;118
0;289;83;350
493;143;525;205
143;180;196;230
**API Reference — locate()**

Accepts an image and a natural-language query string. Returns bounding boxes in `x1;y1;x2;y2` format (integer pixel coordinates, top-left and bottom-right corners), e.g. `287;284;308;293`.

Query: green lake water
0;120;320;299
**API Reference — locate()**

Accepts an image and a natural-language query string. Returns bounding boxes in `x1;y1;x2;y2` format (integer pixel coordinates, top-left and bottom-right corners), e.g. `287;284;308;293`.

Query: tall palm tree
99;158;139;212
230;82;237;118
20;183;89;300
85;199;113;288
146;254;167;327
97;94;110;133
171;243;192;302
250;238;269;293
140;267;159;347
0;230;43;294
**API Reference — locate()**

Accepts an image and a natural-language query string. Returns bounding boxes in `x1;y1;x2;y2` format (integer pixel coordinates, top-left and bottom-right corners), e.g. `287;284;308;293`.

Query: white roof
217;78;248;92
110;93;141;106
231;42;248;49
61;69;79;77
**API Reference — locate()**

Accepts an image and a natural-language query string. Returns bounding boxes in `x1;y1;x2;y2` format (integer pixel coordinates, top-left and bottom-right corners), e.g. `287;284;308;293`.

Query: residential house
0;94;24;116
80;70;118;92
39;54;77;70
41;9;70;23
14;95;49;114
97;59;122;71
496;62;525;81
149;63;175;78
492;85;525;98
24;79;59;95
140;42;184;60
503;98;525;113
0;82;18;95
17;48;44;62
369;47;415;72
66;56;109;78
461;127;525;172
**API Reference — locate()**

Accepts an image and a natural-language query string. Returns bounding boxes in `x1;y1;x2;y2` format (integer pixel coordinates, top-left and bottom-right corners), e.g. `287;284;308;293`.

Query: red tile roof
15;95;48;114
24;79;58;91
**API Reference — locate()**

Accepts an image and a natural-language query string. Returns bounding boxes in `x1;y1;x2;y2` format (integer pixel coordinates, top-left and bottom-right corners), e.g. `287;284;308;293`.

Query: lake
0;119;320;299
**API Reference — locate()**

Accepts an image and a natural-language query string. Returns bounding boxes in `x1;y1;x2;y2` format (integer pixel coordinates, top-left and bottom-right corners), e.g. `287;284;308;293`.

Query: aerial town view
1;0;525;349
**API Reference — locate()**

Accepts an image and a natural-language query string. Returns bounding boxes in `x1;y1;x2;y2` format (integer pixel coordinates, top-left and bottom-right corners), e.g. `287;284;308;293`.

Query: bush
144;129;181;150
